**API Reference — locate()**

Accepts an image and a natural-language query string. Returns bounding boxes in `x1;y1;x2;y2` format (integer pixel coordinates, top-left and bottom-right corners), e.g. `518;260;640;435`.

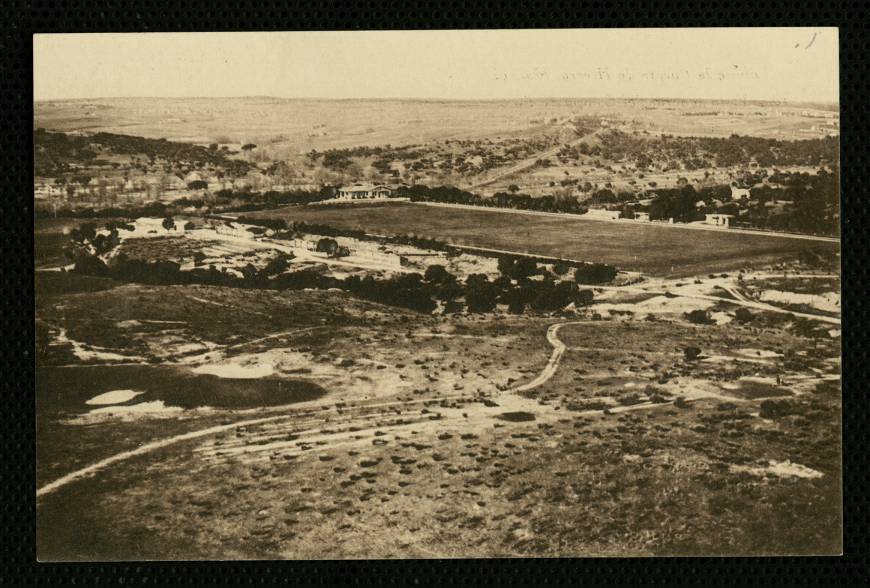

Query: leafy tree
424;264;454;285
686;309;715;325
510;257;538;280
316;237;339;256
574;263;617;284
262;253;293;276
684;346;702;361
464;274;498;313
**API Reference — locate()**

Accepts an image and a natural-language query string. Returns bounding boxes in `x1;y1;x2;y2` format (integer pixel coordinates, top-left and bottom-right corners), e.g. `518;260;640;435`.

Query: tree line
395;185;589;215
64;220;619;315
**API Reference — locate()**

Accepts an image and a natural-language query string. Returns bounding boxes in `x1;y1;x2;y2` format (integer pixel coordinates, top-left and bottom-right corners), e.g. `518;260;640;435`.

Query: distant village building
705;213;734;228
34;182;63;199
336;183;392;200
633;212;651;222
585;209;621;221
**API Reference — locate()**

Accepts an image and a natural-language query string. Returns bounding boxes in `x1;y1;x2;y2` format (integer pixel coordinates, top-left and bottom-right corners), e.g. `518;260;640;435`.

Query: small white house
705;213;734;228
585;209;621;221
336;183;392;200
633;212;651;222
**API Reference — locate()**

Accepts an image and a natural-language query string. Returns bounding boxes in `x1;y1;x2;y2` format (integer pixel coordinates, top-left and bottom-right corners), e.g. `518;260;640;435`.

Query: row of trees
70;247;597;315
395;184;589;215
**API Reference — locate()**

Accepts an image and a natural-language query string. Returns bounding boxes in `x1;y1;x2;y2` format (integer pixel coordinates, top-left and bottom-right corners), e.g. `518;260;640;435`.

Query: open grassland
36;279;841;558
248;203;839;277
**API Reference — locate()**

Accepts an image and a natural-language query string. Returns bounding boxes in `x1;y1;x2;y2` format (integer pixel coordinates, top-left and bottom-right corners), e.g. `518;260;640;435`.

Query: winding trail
37;320;580;499
35;303;838;498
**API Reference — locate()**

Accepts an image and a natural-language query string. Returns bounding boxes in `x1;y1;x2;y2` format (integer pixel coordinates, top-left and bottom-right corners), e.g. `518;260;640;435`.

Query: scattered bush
760;399;795;420
734;307;754;323
686;309;715;325
684;346;702;361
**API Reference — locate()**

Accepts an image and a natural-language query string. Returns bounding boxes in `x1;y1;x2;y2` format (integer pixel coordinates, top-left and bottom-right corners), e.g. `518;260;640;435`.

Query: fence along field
247;202;839;277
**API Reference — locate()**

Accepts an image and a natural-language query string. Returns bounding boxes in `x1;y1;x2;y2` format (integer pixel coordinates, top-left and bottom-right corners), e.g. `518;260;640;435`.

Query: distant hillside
34;97;838;153
34;128;252;178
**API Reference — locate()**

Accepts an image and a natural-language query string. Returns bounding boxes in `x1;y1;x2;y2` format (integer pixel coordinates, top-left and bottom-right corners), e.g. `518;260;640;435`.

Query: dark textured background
7;3;866;585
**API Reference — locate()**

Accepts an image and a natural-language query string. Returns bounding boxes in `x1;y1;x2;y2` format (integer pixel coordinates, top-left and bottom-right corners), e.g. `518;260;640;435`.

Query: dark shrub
684;346;702;361
760;399;795;420
424;264;454;285
73;253;109;277
574;262;617;284
262;253;292;276
496;411;536;422
734;307;754;323
686;309;715;325
510;258;538;280
576;289;594;306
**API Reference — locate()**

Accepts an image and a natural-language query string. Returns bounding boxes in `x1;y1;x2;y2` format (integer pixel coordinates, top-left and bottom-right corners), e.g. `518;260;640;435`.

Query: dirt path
35;310;825;498
35;320;579;498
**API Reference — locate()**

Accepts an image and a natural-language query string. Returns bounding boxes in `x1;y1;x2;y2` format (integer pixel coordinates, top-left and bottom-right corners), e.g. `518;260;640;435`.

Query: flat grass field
248;203;840;277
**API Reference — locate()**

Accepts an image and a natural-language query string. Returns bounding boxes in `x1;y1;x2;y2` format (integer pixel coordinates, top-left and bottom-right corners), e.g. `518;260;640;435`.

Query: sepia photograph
34;28;841;560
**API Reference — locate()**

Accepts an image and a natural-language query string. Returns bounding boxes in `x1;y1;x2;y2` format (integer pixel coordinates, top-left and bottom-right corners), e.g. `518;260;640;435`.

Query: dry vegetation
36;258;840;559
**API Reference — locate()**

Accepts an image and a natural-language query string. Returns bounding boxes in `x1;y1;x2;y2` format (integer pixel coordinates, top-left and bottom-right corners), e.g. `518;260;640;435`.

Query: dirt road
35;320;579;498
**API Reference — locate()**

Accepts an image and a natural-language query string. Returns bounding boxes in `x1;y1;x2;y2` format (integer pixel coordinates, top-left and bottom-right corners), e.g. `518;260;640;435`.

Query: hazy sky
34;29;839;103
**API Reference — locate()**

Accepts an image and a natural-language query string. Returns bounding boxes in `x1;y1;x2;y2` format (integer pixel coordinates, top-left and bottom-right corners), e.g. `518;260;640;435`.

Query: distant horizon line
34;95;840;107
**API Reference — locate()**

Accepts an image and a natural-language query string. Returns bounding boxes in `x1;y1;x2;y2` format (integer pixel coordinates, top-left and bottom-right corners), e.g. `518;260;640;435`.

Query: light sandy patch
193;358;275;379
732;460;824;480
71;401;186;424
736;348;783;359
85;389;143;405
710;311;732;325
759;290;840;314
636;295;716;315
740;375;779;386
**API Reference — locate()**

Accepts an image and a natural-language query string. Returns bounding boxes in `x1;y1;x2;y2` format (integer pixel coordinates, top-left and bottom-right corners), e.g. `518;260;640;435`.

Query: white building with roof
705;213;734;228
336;183;392;200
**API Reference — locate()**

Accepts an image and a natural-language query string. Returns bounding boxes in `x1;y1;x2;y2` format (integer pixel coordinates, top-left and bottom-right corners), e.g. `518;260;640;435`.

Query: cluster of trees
35;200;177;220
395;185;588;215
614;169;839;236
617;184;728;223
593;130;838;171
66;215;614;315
34;129;253;177
742;169;840;235
310;144;426;172
36;186;335;219
70;247;598;316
